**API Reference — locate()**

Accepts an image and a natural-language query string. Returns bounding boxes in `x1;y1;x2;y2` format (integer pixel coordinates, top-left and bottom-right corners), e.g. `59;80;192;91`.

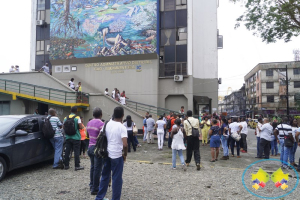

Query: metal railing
0;79;89;105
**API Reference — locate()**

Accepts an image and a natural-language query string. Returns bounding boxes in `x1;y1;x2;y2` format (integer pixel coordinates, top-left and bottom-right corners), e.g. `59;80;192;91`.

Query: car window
0;117;21;136
15;118;39;134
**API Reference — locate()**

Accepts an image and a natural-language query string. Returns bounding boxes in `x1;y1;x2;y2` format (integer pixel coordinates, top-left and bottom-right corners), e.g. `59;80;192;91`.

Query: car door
12;117;44;168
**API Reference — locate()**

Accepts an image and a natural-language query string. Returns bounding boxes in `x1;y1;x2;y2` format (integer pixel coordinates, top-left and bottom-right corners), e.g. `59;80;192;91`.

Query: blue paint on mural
50;0;157;60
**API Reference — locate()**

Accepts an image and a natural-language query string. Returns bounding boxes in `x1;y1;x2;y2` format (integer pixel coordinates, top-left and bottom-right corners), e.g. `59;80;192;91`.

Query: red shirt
168;117;176;132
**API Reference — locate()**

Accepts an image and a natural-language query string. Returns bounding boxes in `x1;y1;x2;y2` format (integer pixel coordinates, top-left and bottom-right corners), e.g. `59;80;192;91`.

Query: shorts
210;135;221;148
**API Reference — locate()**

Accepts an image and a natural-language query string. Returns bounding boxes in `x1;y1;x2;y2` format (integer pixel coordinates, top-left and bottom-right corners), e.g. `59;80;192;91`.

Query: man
39;63;50;74
96;107;128;200
63;106;84;170
69;78;75;90
146;114;155;144
179;106;184;118
15;65;20;72
168;114;176;148
258;118;273;159
9;66;14;73
255;118;263;158
240;117;248;153
274;117;294;169
143;115;149;143
184;110;201;170
33;109;39;115
228;118;243;158
104;88;109;96
120;90;129;99
112;88;116;99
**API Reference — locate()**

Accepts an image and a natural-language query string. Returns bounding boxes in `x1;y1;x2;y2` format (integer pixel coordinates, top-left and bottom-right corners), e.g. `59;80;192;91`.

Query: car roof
0;115;45;119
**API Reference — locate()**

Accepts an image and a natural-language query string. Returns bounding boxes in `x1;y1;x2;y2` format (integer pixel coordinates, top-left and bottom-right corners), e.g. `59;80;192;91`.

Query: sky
0;1;299;96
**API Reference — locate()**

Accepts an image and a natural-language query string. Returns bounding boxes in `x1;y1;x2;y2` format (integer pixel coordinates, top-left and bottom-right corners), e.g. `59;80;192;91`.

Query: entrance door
38;103;48;115
0;101;10;115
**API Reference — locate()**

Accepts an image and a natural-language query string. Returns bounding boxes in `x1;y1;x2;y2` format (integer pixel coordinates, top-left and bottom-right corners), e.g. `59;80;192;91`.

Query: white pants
147;130;154;143
157;130;164;149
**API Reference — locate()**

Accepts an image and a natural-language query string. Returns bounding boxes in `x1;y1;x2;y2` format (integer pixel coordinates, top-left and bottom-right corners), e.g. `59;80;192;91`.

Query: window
293;68;300;75
163;11;175;29
176;9;187;27
15;118;39;133
164;0;176;11
0;101;10;115
294;81;300;88
164;63;175;77
266;82;274;89
161;29;176;46
164;46;175;63
37;10;45;20
266;69;273;76
267;96;274;103
176;45;187;62
37;0;45;10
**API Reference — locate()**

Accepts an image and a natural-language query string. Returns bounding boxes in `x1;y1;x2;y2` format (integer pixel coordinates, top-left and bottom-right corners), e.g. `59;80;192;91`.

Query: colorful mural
50;0;158;60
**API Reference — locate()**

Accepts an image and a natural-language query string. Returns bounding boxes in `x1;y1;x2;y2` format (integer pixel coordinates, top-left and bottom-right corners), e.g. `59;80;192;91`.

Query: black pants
240;133;247;151
185;136;201;165
230;139;240;156
259;138;270;159
127;131;136;152
64;139;81;167
80;140;86;155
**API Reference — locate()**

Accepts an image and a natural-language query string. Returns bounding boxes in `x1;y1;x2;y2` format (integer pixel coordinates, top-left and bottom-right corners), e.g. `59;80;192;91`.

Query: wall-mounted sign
55;66;62;73
63;65;71;73
71;66;77;71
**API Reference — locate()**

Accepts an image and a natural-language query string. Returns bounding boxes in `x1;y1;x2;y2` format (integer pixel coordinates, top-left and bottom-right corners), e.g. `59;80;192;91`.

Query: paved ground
1;129;299;199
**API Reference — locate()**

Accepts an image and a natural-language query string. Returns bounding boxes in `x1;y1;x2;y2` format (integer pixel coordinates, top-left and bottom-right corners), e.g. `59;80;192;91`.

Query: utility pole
286;65;290;117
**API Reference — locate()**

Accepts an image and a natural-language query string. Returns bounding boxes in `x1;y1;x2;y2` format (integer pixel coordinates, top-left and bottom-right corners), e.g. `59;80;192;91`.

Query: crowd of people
105;88;129;105
9;65;20;73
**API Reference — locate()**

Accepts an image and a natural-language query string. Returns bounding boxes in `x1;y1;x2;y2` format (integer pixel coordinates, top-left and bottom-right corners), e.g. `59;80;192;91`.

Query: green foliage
231;0;300;43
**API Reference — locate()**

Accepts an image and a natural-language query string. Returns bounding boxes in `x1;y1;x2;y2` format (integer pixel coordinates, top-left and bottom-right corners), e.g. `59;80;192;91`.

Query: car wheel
0;157;7;182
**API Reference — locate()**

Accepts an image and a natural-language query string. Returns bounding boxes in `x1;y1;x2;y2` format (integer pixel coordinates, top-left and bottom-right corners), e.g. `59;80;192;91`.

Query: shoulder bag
133;124;138;136
187;120;200;137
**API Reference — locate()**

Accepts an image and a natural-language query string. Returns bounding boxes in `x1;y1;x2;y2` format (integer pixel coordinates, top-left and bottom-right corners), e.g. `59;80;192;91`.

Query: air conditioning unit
174;75;183;82
46;45;50;52
36;20;44;26
178;28;187;41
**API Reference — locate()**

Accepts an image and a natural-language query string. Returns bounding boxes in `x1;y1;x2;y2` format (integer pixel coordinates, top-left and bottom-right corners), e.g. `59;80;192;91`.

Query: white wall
30;0;37;71
188;0;218;79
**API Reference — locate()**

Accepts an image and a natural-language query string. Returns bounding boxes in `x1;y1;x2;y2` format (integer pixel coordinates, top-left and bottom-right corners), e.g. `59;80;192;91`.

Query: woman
201;116;211;146
79;116;87;157
209;120;221;162
271;121;278;156
155;115;166;150
290;119;298;166
220;118;229;160
68;78;75;90
171;119;187;171
123;115;136;152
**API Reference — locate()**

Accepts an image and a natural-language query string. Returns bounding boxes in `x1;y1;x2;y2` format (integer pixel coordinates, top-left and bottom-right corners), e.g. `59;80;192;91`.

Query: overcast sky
0;1;299;97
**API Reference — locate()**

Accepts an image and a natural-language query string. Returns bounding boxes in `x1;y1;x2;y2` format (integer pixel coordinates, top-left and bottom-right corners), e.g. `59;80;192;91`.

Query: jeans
143;127;147;141
96;157;124;200
172;149;185;168
240;133;247;151
134;135;139;145
147;130;154;143
64;139;81;167
259;138;270;159
283;146;292;167
185;136;201;165
256;137;260;157
127;131;136;152
168;132;172;148
157;130;164;149
87;145;103;193
280;139;284;163
230;139;240;156
164;129;167;143
290;142;298;163
49;136;64;167
221;136;229;156
270;139;278;155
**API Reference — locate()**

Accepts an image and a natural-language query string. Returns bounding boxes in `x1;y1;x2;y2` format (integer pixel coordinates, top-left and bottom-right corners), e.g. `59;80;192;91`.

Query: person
48;108;64;169
111;88;116;99
123;115;136;152
9;66;15;73
120;94;126;105
258;118;273;159
76;82;82;92
96;107;128;200
290;119;298;166
163;113;168;145
229;118;242;158
167;114;176;148
155;115;166;150
296;127;300;172
240;117;248;153
179;106;184;118
143;115;148;143
79;116;87;157
68;78;75;90
39;63;50;74
208;119;221;162
33;109;39;115
171;118;187;171
63;106;84;170
120;91;129;99
255;118;263;158
271;121;278;156
87;108;105;195
183;110;201;171
15;65;20;72
104;88;109;96
274;117;293;169
201;116;211;146
146;114;155;144
220;118;229;160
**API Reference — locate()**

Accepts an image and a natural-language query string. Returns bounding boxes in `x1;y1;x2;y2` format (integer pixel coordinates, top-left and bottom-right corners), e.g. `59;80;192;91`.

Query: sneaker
196;164;201;171
64;166;70;170
241;150;247;153
182;165;187;171
75;166;84;171
91;191;98;195
172;167;176;170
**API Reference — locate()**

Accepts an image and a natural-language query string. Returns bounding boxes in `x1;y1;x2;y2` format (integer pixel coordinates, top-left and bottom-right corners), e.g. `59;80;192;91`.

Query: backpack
63;115;77;136
94;121;109;159
166;119;172;130
42;116;55;139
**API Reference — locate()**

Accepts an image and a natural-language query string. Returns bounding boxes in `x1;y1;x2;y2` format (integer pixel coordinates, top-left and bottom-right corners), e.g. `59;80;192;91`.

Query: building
220;85;246;116
0;0;221;124
244;61;300;117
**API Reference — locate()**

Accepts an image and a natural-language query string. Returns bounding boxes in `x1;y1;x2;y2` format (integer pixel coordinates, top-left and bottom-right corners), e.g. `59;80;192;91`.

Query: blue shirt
210;126;220;136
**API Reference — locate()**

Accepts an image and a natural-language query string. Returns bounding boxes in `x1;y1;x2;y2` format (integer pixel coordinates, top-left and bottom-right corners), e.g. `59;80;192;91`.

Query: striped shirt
87;119;105;147
48;116;63;137
275;123;292;139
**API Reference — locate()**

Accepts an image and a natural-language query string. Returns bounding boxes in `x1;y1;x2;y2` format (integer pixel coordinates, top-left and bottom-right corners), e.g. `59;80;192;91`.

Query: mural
50;0;158;60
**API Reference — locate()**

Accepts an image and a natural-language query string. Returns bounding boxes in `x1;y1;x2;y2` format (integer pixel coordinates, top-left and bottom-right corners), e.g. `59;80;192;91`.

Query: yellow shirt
184;117;200;136
201;120;211;131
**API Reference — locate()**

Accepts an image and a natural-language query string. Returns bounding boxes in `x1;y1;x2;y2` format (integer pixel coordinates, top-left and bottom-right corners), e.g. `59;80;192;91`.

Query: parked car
0;115;54;181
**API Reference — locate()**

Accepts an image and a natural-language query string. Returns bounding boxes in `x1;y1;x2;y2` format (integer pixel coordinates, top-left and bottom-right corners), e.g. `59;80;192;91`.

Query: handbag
133;125;138;136
231;132;241;141
282;124;293;147
187;120;200;137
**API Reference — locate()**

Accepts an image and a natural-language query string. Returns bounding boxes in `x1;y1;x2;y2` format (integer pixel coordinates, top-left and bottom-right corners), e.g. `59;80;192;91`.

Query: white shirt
171;125;186;150
275;123;293;140
256;122;262;137
260;123;273;141
15;68;19;72
120;97;126;105
105;91;109;95
9;68;14;73
240;121;248;134
105;120;127;159
123;122;135;131
229;122;240;134
42;66;50;74
156;120;166;131
69;81;75;89
292;127;298;141
112;90;115;98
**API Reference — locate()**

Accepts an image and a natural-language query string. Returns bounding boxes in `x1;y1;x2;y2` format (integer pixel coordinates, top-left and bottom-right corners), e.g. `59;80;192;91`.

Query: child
171;118;187;171
209;119;221;162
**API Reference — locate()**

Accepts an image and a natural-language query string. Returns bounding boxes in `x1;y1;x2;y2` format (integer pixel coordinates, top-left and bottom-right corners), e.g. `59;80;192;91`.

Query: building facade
29;0;220;115
244;61;300;117
220;85;246;116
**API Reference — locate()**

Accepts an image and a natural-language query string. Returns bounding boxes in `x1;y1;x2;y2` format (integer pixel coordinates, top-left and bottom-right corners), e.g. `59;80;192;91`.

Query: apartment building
220;85;246;116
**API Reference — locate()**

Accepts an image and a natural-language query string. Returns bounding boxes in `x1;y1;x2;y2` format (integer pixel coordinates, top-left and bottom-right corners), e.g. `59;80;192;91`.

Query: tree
231;0;300;43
